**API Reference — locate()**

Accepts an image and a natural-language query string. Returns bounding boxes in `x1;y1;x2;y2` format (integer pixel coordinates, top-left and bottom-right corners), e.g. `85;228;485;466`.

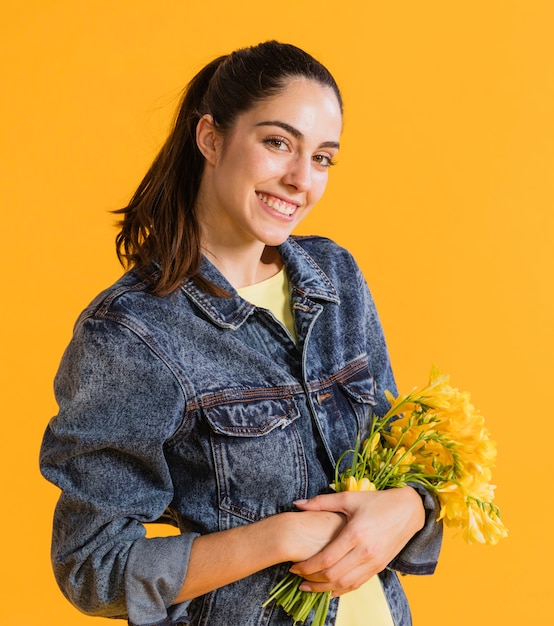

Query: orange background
2;1;553;623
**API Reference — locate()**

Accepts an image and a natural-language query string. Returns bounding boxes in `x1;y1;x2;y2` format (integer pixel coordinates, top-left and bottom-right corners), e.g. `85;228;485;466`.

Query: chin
262;234;292;247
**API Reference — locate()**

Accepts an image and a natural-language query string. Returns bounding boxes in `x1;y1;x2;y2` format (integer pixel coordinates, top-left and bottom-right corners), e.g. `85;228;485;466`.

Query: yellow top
335;577;394;626
237;268;296;340
238;268;394;626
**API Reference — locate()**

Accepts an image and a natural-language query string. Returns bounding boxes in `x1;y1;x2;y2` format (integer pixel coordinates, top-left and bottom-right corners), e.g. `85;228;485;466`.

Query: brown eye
263;136;289;151
313;154;336;167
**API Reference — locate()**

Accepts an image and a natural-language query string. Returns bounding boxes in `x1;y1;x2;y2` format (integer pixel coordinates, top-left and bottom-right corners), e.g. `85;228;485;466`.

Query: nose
282;155;313;192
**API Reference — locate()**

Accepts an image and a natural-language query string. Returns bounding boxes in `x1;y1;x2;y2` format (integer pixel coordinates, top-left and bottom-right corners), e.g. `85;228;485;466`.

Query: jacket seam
90;310;199;438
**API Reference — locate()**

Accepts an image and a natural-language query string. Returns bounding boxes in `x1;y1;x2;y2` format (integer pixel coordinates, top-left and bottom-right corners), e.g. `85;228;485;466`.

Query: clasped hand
288;486;425;597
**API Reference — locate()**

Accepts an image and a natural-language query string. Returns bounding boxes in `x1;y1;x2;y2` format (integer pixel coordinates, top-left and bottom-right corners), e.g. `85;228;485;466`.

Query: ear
196;114;222;165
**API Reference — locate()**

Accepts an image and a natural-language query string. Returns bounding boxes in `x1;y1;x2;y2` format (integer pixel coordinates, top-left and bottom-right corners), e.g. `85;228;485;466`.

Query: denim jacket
40;236;442;626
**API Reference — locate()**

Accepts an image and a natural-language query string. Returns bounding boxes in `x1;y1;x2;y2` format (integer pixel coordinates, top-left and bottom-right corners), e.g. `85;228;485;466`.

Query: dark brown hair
114;41;342;296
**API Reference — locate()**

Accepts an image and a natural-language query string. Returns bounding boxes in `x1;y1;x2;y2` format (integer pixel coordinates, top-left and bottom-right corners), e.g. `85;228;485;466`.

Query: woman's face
196;78;343;254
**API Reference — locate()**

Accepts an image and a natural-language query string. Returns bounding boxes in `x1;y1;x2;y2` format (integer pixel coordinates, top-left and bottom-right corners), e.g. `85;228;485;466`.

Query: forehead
236;78;343;140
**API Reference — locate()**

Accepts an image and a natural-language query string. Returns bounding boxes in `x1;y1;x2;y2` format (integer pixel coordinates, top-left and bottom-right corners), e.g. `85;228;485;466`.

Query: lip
257;191;301;208
256;191;302;219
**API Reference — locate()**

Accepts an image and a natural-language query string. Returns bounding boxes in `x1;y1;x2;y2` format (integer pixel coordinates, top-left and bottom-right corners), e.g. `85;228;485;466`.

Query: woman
40;41;442;626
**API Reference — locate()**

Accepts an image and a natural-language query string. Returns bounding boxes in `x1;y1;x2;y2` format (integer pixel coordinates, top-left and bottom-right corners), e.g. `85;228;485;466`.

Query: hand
289;487;425;596
283;510;346;563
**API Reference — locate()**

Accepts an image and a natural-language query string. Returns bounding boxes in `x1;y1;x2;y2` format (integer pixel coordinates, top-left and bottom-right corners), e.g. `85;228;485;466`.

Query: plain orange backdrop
2;1;553;624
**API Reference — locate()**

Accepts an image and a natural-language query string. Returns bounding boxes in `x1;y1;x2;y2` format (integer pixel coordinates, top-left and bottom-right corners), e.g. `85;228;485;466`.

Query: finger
292;515;391;580
298;559;379;595
294;492;350;513
290;527;357;576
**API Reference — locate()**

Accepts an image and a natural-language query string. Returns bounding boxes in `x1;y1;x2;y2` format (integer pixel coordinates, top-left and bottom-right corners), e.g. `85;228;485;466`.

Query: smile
256;192;298;217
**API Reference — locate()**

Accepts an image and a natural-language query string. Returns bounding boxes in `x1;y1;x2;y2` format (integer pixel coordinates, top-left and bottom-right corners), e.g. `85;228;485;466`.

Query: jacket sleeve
40;315;199;626
357;260;443;575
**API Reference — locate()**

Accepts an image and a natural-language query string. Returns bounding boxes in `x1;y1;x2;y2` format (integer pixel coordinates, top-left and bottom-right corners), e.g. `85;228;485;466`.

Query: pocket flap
203;394;300;437
337;369;376;405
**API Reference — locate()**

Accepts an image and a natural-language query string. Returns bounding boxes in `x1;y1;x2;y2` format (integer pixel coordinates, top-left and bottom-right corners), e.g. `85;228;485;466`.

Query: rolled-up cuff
125;532;199;626
388;483;443;575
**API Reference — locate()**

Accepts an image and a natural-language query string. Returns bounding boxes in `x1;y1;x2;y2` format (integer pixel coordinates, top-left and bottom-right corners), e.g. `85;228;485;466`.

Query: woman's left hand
289;486;425;596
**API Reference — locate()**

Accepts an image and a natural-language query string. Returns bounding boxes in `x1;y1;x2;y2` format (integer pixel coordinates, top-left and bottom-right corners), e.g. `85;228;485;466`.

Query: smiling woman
39;40;442;626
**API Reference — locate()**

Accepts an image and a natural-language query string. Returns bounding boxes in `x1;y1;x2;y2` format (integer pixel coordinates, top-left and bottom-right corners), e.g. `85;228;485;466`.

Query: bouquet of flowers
262;366;508;625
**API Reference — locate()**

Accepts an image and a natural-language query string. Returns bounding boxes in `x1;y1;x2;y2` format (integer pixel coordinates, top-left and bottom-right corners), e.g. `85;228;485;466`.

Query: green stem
311;591;332;626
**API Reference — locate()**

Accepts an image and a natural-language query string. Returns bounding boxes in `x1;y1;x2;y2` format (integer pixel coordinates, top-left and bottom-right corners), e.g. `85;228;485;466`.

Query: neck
202;244;283;289
194;177;284;288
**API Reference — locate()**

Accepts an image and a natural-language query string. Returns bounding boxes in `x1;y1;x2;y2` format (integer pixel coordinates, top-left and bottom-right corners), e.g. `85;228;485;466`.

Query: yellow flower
344;476;376;491
344;476;358;491
436;482;468;525
465;504;488;543
384;389;397;407
464;502;507;545
365;432;381;453
390;448;416;473
382;368;507;545
357;477;377;491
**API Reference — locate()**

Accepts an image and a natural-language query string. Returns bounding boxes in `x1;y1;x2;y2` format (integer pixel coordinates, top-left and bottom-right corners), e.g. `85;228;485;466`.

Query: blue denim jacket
40;236;441;626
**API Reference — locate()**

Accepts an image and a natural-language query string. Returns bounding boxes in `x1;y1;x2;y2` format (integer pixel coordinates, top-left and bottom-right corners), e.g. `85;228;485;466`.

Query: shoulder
71;268;203;359
286;235;362;280
288;234;358;266
76;267;163;326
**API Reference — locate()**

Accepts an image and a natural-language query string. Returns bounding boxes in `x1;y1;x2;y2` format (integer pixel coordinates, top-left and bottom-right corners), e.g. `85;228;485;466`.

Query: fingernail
293;499;307;505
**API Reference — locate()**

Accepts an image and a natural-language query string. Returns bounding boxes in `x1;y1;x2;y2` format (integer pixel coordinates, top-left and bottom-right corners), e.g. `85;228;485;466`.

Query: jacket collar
181;236;339;330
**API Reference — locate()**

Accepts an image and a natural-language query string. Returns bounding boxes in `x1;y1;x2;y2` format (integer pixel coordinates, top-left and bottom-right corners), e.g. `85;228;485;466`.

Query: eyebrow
255;120;340;150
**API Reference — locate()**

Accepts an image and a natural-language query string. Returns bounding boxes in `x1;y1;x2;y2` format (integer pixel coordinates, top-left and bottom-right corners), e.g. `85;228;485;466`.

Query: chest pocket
313;359;377;465
202;393;306;529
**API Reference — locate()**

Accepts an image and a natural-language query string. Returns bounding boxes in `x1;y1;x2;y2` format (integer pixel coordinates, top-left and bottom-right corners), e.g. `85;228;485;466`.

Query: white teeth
257;193;296;216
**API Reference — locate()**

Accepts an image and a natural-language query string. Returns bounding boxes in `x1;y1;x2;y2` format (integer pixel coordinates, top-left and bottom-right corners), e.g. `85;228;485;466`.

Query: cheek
309;173;329;204
253;152;286;179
